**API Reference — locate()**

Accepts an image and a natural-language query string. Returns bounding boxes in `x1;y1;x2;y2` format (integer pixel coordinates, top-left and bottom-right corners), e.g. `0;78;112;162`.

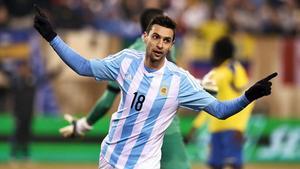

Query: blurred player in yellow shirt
188;36;254;169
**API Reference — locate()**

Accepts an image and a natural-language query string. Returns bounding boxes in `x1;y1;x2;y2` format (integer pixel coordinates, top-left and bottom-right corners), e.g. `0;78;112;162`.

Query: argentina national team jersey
90;49;216;169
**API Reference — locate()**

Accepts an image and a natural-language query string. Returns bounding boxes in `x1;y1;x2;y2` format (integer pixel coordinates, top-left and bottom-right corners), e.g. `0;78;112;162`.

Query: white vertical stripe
116;58;133;86
104;60;145;162
135;74;180;168
116;69;165;167
115;57;133;120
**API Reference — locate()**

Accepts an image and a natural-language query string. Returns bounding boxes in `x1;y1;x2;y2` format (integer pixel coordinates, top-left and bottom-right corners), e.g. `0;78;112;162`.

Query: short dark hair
140;8;164;32
211;36;235;67
145;15;177;41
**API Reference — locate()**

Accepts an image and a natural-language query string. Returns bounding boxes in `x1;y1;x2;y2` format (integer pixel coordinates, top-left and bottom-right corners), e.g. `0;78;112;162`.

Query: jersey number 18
131;92;145;111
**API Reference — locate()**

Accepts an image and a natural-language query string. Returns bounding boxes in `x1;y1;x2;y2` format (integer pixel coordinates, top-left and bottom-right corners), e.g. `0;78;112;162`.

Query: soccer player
59;8;190;169
34;5;277;169
187;36;254;169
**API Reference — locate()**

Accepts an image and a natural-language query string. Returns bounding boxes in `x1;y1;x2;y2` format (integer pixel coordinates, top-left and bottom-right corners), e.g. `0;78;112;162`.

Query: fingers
261;72;278;82
64;114;75;123
33;4;47;17
59;125;74;137
34;15;48;25
60;114;83;138
258;82;272;96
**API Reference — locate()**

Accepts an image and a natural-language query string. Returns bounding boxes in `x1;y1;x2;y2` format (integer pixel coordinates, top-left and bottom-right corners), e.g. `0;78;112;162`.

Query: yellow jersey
193;59;254;132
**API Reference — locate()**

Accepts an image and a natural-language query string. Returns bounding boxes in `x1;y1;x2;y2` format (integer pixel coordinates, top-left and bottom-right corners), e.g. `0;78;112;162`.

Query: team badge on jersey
160;86;168;96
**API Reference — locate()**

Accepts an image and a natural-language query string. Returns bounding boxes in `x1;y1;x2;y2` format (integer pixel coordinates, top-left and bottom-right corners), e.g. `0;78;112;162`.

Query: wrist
76;118;93;135
241;94;251;104
244;90;254;103
46;31;57;42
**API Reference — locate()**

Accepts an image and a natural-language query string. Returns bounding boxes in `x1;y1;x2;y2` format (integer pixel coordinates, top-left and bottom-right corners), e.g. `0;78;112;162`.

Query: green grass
0;113;194;136
2;113;300;163
0;142;100;162
0;113;195;163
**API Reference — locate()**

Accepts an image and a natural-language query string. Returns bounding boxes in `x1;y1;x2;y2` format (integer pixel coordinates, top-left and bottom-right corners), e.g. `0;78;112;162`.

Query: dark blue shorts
208;130;244;167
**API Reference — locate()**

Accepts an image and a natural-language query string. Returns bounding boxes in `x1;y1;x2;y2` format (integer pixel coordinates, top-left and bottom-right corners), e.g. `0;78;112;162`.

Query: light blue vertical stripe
101;57;143;159
109;73;153;167
124;72;173;168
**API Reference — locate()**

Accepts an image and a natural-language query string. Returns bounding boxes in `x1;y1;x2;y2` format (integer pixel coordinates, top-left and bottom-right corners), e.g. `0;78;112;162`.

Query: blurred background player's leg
207;130;223;169
208;130;243;169
10;61;36;160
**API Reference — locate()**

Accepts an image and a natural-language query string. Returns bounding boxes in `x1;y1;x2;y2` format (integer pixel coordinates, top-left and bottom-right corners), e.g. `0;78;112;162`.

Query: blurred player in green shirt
59;8;190;169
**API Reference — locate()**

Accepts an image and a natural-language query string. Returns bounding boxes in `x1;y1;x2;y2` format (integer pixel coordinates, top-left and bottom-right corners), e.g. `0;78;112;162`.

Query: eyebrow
152;32;172;41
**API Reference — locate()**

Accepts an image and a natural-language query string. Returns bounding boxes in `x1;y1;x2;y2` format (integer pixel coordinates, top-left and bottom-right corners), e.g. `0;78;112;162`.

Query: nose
156;39;163;49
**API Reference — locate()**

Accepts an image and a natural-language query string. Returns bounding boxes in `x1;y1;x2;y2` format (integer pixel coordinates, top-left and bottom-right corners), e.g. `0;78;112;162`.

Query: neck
144;56;165;70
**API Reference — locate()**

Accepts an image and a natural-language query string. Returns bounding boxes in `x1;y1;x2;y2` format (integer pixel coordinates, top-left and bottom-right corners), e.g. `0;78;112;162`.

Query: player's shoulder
166;62;197;80
121;48;145;59
216;61;233;76
234;61;247;72
221;60;246;76
165;61;182;76
106;48;144;61
165;62;203;91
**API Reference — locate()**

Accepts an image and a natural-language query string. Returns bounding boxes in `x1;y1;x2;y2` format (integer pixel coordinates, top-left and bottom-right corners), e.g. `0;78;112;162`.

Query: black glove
245;72;278;102
33;4;57;42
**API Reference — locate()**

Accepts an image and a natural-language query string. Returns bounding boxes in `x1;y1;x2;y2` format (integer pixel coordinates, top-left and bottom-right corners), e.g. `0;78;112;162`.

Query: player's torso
114;57;180;137
102;56;180;169
214;61;247;100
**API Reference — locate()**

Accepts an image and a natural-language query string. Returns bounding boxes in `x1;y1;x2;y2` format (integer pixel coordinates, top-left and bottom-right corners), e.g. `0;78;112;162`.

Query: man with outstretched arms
59;8;190;169
34;5;277;169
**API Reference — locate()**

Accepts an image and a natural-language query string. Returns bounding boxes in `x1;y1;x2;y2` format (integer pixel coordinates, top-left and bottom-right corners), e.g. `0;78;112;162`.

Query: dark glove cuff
244;91;255;103
45;31;57;42
71;120;77;137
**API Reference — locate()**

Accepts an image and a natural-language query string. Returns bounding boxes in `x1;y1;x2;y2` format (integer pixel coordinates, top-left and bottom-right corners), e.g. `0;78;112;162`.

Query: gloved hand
201;71;218;96
59;114;93;138
245;72;278;102
33;4;57;42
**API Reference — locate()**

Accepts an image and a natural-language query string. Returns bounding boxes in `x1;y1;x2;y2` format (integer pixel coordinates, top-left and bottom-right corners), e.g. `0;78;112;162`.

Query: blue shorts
208;130;244;168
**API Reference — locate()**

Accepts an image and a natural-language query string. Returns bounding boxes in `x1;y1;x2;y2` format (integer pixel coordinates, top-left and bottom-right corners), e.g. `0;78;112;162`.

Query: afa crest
160;86;168;96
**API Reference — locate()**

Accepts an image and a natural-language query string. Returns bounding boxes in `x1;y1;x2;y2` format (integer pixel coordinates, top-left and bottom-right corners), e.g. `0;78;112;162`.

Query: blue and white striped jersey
50;36;250;169
90;49;216;169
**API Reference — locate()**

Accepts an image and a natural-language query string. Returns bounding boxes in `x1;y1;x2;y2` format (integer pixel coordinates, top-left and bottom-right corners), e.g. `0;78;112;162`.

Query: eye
163;38;172;44
152;34;159;39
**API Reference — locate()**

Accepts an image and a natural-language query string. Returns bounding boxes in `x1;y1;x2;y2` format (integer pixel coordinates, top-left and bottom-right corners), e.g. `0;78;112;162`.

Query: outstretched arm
33;5;93;76
50;37;93;76
204;95;249;120
204;72;278;120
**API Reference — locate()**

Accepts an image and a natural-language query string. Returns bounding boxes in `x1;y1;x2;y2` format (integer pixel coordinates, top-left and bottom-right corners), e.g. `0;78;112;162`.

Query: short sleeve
178;72;216;112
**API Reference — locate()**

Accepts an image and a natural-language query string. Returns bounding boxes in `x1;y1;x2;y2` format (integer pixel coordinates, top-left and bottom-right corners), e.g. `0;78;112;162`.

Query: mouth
153;50;163;57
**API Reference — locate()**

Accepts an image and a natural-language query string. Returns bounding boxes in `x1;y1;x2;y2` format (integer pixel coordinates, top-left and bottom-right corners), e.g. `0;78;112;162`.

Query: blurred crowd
0;0;299;162
0;0;299;115
0;0;300;38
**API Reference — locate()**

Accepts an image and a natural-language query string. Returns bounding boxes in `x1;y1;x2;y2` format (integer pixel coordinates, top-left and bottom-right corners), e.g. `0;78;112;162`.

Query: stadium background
0;0;300;169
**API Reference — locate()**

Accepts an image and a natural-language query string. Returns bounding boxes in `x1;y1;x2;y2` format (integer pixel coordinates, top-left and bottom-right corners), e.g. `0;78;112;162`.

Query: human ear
143;32;148;42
